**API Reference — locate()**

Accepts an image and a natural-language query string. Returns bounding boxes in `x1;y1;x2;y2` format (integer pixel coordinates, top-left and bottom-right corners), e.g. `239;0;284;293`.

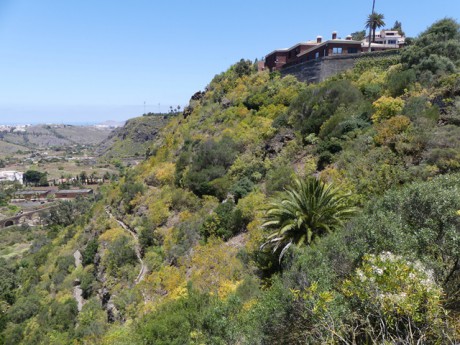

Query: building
265;32;362;71
54;189;93;199
14;190;50;201
362;30;405;51
0;171;24;184
292;35;362;66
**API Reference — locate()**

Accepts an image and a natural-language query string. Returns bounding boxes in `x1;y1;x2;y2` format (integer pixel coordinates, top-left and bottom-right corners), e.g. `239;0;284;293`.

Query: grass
0;242;31;260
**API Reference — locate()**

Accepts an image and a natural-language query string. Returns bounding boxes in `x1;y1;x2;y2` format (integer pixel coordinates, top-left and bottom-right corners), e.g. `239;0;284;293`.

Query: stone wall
281;50;400;83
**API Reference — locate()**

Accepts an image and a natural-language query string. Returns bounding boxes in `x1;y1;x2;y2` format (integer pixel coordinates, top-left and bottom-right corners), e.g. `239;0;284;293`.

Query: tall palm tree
366;12;386;44
261;177;356;262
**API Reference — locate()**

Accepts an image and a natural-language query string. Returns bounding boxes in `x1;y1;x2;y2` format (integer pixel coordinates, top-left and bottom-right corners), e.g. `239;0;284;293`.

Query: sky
0;0;459;124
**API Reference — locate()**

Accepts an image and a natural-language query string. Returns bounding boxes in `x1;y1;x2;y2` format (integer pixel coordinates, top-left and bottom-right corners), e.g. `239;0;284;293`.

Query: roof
297;39;362;57
265;40;318;59
362;42;402;49
15;190;50;195
265;48;289;58
55;189;93;194
286;41;317;51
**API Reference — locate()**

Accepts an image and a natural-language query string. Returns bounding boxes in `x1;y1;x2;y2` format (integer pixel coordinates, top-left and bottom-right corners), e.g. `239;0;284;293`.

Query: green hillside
96;115;171;161
1;18;460;344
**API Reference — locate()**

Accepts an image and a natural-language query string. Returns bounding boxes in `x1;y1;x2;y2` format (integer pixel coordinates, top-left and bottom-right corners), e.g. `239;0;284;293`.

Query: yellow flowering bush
372;96;405;123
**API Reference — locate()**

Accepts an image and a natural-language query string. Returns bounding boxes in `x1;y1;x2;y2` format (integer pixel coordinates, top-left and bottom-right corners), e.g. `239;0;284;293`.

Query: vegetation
0;18;459;344
365;12;386;43
262;177;355;261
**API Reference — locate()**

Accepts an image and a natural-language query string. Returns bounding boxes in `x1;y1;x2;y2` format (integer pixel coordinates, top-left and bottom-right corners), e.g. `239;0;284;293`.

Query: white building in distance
362;30;405;51
0;171;24;184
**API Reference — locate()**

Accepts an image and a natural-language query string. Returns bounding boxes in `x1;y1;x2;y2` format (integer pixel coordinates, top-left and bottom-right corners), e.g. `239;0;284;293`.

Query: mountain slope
0;124;112;149
96;115;171;160
1;19;460;345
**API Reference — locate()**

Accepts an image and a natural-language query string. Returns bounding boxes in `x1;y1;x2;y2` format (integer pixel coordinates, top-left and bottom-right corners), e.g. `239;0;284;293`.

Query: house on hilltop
264;30;405;73
362;29;405;51
265;32;362;71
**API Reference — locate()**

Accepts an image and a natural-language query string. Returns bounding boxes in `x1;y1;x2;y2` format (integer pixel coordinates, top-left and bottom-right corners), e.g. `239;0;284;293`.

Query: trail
105;207;147;284
73;250;85;312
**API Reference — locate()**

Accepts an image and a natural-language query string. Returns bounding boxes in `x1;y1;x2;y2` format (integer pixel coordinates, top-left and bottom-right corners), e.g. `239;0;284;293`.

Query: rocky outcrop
264;129;295;158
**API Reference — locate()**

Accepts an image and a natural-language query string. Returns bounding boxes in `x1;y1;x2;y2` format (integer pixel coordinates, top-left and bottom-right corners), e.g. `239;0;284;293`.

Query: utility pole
368;0;376;52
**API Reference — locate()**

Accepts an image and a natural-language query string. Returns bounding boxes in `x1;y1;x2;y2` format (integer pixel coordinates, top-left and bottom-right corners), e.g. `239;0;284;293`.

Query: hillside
0;124;112;152
96;115;171;161
0;19;459;345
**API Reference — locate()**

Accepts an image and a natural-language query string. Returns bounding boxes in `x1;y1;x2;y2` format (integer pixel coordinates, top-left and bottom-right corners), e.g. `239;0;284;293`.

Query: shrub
402;95;439;121
342;253;448;343
349;174;460;307
386;68;416;97
183;136;242;198
231;177;254;202
317;151;333;171
265;162;295;195
401;18;460;79
82;239;98;266
288;80;363;135
371;96;405;122
200;200;244;241
374;115;412;147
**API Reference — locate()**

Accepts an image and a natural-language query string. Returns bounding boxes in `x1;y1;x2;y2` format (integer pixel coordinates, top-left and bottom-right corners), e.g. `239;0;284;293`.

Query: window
332;47;343;54
348;47;358;54
315;52;320;59
388;40;397;45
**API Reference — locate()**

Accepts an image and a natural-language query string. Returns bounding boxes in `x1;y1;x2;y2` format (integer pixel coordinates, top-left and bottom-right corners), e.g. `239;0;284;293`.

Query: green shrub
231;177;254;202
386;68;416;96
82;239;98;266
342;253;448;343
183;136;242;198
288;80;363;135
401;18;460;79
200;200;244;241
265;162;295;195
317;151;333;171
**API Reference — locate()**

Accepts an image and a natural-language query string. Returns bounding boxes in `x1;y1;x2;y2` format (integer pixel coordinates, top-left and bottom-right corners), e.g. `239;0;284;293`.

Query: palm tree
366;12;386;45
261;177;356;262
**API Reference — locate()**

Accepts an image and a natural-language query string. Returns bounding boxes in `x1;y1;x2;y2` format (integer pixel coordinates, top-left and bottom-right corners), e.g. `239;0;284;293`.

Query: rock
191;91;205;101
136;205;148;216
221;97;232;108
264;129;295;158
74;250;82;268
183;106;193;119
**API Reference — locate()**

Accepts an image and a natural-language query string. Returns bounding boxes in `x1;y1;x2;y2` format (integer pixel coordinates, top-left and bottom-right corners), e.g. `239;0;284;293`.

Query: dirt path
73;250;85;312
105;207;147;284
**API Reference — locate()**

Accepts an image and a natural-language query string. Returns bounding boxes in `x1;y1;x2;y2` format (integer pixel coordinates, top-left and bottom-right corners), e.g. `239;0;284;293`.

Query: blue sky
0;0;459;124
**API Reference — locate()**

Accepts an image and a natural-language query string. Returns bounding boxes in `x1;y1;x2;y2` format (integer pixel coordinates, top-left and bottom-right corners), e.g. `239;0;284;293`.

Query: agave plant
262;177;356;261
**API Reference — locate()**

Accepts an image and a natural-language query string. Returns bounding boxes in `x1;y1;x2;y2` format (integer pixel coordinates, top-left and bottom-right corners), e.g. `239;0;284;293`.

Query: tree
23;170;47;186
392;20;405;36
401;18;460;78
80;171;88;184
351;30;366;41
262;177;356;261
365;12;386;44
